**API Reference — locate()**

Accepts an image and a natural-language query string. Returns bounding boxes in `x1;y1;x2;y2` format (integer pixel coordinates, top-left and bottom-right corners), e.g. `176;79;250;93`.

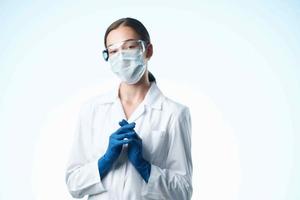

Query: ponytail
148;71;156;83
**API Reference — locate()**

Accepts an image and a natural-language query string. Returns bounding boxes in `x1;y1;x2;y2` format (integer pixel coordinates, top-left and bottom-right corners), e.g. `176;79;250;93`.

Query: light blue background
0;1;299;199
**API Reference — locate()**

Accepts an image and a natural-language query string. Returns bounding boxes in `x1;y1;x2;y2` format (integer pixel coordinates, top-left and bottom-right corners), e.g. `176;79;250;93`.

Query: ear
145;43;153;59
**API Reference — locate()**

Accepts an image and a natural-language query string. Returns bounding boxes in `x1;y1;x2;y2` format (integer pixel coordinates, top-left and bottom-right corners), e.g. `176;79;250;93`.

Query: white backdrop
0;1;299;200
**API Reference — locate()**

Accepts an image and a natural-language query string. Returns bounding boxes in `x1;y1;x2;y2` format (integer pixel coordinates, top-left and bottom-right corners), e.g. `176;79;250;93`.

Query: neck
119;73;151;104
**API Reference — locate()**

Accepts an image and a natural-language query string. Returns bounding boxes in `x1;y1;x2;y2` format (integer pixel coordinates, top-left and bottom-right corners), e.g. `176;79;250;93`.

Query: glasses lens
107;40;145;57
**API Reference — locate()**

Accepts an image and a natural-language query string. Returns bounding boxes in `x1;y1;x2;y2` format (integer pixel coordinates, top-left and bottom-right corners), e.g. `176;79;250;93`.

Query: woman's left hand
119;119;151;183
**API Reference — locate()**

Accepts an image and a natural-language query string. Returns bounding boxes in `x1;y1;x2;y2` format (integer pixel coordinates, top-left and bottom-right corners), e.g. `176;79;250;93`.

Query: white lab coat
65;82;193;200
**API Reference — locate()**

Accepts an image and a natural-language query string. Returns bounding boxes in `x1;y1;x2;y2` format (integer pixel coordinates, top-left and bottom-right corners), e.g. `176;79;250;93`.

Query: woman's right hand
98;121;136;179
105;122;136;161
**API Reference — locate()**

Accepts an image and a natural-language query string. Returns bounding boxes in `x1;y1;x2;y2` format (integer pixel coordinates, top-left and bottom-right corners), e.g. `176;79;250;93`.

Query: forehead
106;26;140;47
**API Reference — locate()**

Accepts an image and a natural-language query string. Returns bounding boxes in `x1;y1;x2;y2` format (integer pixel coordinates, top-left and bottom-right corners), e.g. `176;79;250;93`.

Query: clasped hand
98;119;151;182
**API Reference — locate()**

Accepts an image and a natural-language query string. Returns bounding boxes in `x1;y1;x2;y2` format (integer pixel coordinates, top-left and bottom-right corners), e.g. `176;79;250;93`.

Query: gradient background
0;1;299;200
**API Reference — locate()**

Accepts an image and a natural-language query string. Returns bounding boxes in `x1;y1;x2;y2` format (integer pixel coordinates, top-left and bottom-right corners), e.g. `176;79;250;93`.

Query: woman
65;17;193;200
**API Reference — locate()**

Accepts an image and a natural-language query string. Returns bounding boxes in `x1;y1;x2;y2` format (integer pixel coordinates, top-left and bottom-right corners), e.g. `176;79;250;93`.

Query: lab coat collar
101;81;164;110
143;82;164;110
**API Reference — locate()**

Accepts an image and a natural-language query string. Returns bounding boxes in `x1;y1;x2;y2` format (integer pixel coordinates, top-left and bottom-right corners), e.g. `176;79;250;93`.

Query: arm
65;103;106;198
141;107;193;200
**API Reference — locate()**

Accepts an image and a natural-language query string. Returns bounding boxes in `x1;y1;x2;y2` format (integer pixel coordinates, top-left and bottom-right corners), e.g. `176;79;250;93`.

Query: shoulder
160;95;192;136
162;96;190;115
160;95;191;123
78;89;116;115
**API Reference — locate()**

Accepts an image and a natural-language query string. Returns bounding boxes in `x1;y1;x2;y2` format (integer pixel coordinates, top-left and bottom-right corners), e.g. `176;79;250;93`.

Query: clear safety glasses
102;39;146;61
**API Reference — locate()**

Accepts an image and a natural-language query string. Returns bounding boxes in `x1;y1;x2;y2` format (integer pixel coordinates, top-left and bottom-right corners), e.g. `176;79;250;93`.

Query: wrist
98;155;113;179
135;159;151;183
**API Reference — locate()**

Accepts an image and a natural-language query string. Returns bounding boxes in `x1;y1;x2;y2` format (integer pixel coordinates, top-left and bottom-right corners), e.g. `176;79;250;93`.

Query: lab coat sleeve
65;102;106;198
141;106;193;200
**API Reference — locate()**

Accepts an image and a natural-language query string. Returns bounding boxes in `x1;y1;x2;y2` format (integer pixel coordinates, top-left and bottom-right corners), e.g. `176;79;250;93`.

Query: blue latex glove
98;122;136;179
119;119;151;183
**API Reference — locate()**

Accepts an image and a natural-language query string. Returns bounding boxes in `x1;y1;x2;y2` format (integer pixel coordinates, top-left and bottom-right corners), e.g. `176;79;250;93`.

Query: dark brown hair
104;17;156;83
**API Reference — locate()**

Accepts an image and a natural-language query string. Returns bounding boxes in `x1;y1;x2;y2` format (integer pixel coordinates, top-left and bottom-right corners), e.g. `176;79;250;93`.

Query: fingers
112;138;132;146
109;120;140;151
115;130;140;140
128;138;141;144
113;131;136;140
118;119;137;128
119;119;128;126
115;122;136;134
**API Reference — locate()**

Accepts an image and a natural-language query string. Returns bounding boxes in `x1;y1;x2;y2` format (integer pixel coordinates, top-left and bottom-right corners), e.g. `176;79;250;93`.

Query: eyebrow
107;38;139;48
